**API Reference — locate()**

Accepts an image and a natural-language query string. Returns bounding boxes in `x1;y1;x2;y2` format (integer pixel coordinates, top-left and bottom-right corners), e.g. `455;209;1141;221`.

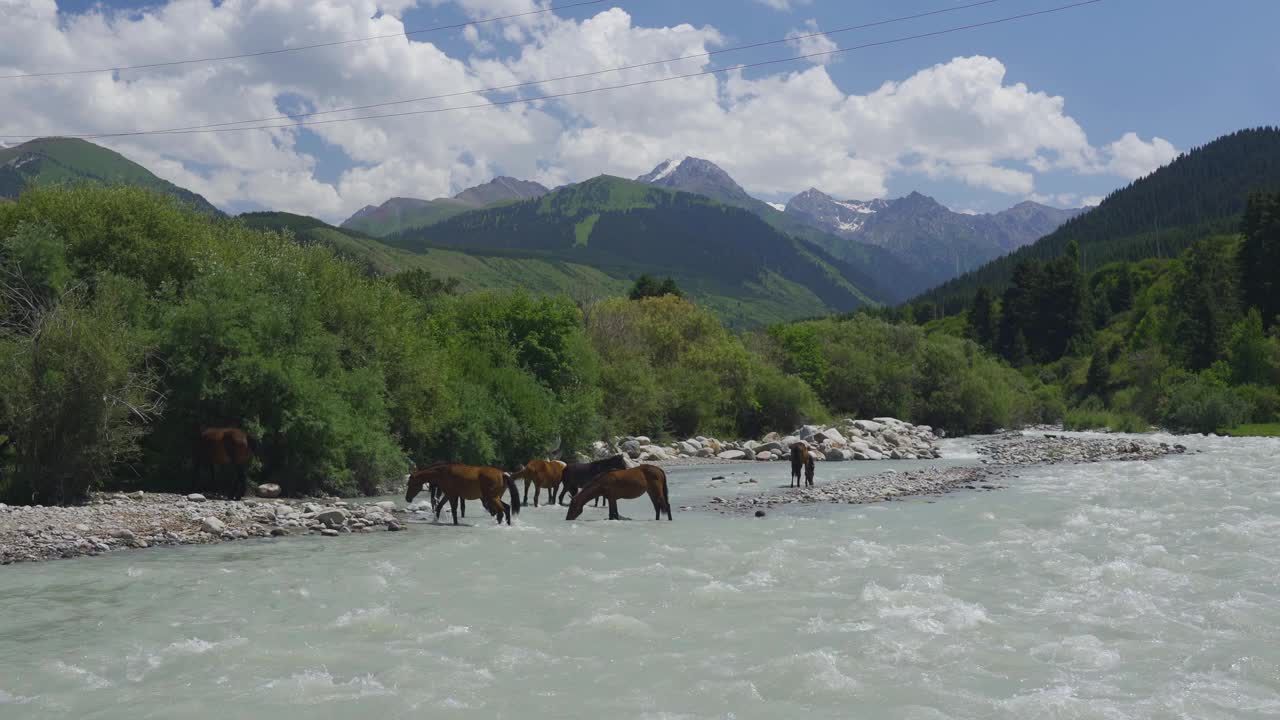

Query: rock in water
320;528;340;537
755;510;767;518
374;501;397;512
313;509;348;528
186;493;207;503
386;520;405;532
255;483;282;499
717;450;747;460
199;517;226;534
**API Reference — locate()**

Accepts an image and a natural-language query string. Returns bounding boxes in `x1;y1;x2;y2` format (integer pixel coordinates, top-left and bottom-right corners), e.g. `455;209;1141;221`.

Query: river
1;433;1277;719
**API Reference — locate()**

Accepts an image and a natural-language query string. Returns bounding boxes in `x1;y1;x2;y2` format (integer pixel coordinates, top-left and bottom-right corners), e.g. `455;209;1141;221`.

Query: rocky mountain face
341;177;549;237
785;188;1086;293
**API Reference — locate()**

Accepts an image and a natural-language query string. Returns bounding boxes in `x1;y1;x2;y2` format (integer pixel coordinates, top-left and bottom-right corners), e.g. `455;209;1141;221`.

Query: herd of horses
192;426;818;524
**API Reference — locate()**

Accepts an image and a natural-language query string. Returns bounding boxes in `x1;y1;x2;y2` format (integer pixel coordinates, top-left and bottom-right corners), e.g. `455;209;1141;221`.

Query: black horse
556;454;629;506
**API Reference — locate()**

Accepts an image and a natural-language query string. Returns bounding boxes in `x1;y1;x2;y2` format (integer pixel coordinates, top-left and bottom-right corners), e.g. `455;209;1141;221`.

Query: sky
1;0;1277;222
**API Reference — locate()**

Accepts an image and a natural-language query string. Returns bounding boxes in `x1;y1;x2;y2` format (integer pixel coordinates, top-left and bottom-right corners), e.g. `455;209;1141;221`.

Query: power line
0;0;608;80
5;0;1105;140
0;0;1007;139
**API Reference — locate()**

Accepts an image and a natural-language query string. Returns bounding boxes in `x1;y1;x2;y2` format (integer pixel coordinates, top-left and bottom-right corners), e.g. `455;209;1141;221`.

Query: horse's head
405;472;427;504
565;498;585;521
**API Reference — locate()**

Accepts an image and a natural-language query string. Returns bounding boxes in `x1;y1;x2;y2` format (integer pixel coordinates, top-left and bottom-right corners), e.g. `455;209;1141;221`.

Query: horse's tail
505;475;521;516
660;470;673;520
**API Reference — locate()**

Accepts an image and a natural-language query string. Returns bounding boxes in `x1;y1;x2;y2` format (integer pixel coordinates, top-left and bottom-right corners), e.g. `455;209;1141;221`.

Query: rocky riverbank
705;431;1191;514
595;416;943;465
0;492;407;565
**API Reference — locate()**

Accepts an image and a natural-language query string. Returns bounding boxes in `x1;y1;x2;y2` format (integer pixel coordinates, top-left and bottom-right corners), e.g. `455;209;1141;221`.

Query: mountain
917;126;1280;313
454;176;548;206
387;175;887;326
341;176;549;237
635;157;927;302
785;188;1085;296
0;137;221;215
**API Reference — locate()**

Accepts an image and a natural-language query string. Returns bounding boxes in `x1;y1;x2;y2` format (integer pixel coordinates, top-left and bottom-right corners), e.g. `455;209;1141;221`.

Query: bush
1063;409;1148;433
1162;373;1250;434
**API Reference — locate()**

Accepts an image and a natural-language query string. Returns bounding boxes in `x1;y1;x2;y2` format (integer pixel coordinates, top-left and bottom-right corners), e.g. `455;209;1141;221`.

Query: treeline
920;127;1280;313
956;192;1280;434
0;187;1041;505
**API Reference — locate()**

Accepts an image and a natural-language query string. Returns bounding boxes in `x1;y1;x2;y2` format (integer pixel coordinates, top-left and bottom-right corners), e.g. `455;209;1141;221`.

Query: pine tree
1086;345;1111;398
1240;192;1280;327
967;287;997;349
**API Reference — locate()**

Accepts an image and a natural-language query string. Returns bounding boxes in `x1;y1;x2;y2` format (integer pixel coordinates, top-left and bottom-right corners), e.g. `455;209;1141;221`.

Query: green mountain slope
0;137;221;215
386;175;884;325
918;126;1280;313
342;177;549;237
237;211;627;298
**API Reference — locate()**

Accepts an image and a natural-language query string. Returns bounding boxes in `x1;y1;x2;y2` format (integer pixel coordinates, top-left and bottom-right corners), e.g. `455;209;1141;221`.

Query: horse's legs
449;496;459;525
460;499;466;518
235;464;247;500
607;497;621;520
433;494;448;521
523;479;531;507
649;488;663;520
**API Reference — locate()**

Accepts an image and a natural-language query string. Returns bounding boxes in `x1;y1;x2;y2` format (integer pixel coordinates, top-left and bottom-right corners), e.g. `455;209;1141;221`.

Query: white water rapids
1;433;1277;718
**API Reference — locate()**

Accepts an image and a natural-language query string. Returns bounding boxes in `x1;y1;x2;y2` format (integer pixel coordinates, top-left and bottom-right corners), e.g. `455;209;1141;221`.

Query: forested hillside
918;127;1280;313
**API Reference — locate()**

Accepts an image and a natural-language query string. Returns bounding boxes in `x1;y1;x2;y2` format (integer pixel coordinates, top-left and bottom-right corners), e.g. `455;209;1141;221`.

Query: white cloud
0;2;1175;222
787;20;839;65
755;0;810;10
1098;132;1179;179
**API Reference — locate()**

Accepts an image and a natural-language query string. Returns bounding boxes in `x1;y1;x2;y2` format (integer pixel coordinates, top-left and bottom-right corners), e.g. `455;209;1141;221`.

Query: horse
565;464;672;521
192;427;258;500
511;459;566;507
556;454;629;506
789;442;812;488
405;463;520;526
804;454;815;486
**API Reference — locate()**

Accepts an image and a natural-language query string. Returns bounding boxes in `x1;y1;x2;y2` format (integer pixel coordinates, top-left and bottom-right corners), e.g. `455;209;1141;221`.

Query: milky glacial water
2;433;1278;719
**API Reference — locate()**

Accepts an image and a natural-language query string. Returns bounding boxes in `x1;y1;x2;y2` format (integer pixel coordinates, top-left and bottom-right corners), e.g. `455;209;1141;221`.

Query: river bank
705;431;1190;514
0;493;406;565
1;432;1192;565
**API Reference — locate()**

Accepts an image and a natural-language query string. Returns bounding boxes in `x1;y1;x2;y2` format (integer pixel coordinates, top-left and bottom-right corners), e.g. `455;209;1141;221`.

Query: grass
1218;423;1280;437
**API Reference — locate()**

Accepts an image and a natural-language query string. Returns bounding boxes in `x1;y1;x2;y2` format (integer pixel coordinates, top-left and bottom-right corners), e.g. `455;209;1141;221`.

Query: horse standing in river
556;454;629;506
565;464;672;521
511;459;567;507
192;427;258;500
406;463;520;525
790;442;812;488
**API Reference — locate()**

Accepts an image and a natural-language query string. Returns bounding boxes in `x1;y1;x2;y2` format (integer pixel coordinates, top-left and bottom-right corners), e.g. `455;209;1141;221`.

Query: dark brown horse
192;427;257;500
790;442;812;488
406;463;520;525
566;464;672;521
805;454;815;486
556;454;629;505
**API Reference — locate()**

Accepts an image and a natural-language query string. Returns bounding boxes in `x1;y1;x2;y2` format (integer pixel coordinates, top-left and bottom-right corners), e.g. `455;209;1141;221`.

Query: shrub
1162;373;1250;434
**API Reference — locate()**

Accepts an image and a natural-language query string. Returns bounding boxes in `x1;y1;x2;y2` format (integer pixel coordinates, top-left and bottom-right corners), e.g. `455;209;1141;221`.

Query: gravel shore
704;431;1190;514
0;492;407;565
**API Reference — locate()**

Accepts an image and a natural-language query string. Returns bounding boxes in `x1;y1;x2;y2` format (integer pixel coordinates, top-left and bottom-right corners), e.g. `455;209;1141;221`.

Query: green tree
1085;344;1112;399
1170;236;1241;369
1226;309;1276;386
629;274;682;300
966;287;997;349
1239;192;1280;327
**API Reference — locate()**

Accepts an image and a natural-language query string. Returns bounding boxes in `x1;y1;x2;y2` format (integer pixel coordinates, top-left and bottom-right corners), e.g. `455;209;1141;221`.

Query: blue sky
13;0;1279;218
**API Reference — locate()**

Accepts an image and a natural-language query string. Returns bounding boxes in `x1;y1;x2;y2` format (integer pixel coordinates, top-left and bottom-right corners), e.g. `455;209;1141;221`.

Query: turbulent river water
1;433;1278;719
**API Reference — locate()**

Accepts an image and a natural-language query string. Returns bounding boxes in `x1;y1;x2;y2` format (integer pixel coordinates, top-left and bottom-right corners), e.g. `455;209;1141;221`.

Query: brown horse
406;463;520;525
789;442;811;488
193;427;257;500
557;454;629;506
804;454;815;486
511;459;566;507
566;464;672;521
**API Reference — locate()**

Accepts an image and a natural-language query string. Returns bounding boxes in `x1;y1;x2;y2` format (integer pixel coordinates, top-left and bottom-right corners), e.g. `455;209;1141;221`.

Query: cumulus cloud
755;0;809;10
0;1;1174;222
787;20;839;65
